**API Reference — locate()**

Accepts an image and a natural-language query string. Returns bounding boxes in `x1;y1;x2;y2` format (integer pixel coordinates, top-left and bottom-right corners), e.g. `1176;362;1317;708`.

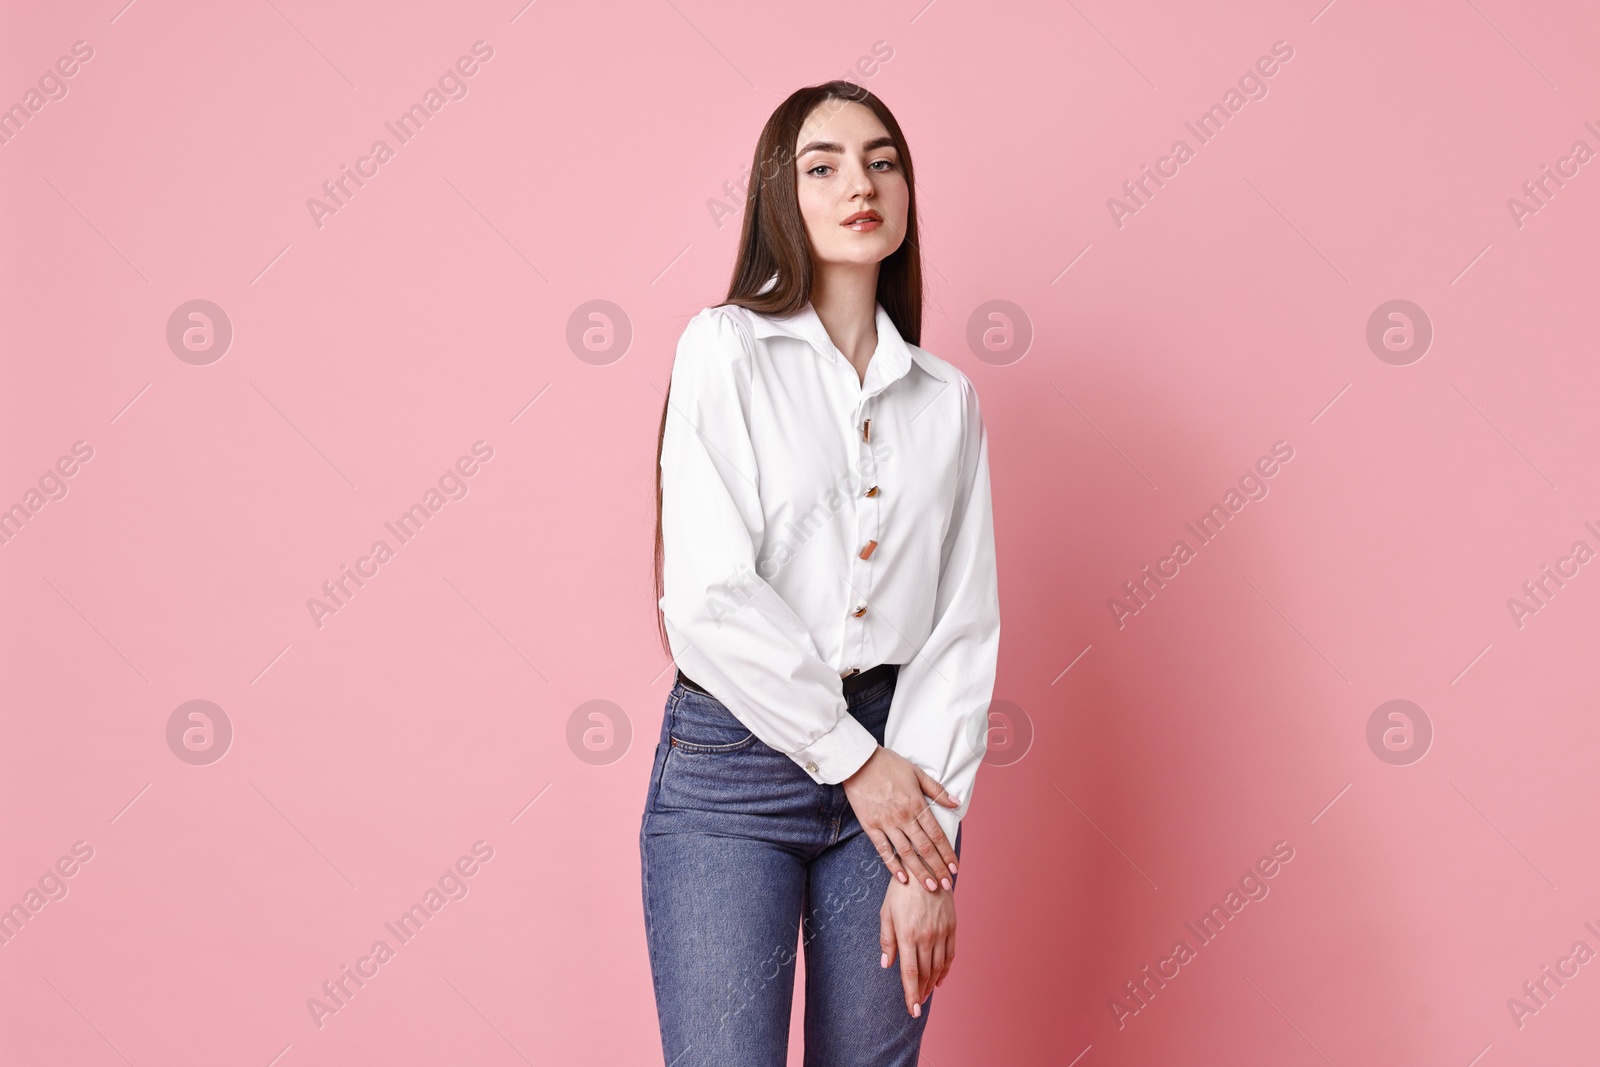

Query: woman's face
793;100;908;270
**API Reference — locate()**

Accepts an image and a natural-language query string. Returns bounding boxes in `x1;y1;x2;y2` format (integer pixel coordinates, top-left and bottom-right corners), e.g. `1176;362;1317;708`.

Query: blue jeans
640;668;962;1066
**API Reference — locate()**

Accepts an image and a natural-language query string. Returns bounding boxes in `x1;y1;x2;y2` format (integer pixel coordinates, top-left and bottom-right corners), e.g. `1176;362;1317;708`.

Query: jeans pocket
668;687;758;753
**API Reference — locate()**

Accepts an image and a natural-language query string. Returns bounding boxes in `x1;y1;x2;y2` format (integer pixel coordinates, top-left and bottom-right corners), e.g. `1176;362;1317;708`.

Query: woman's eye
805;160;894;176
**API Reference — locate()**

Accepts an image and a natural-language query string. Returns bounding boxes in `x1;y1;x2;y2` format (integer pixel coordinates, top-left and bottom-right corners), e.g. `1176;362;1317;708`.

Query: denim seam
639;683;688;1048
667;733;760;754
646;685;686;817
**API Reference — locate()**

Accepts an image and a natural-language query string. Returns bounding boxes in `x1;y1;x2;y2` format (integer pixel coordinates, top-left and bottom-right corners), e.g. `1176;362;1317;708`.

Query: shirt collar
747;300;946;386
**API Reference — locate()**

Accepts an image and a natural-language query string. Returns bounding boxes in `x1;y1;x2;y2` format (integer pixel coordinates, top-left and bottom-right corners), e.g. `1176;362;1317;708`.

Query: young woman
641;80;1000;1066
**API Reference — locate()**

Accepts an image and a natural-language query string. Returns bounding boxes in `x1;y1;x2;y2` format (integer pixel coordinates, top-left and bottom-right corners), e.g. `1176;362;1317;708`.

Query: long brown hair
653;79;924;656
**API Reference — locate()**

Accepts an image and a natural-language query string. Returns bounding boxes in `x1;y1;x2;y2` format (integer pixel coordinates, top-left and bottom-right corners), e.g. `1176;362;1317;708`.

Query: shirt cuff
792;710;880;784
928;800;962;856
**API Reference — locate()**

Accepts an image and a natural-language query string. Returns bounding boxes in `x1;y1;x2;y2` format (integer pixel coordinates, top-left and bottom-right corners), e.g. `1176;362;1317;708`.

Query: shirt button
852;605;868;618
864;485;879;497
862;419;872;442
859;539;878;560
805;760;818;773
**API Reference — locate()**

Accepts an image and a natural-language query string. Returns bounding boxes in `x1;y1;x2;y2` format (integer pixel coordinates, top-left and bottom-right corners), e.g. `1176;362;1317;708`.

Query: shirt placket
844;385;885;676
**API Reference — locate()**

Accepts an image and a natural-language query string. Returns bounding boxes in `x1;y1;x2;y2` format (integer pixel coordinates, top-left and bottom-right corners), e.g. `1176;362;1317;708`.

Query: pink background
4;0;1600;1063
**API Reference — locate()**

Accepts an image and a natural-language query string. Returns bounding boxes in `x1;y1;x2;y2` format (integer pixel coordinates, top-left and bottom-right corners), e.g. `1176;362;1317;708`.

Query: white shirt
658;299;1000;848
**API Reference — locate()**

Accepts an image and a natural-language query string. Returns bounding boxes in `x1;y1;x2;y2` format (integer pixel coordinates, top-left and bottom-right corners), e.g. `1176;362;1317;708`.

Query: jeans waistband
676;663;897;701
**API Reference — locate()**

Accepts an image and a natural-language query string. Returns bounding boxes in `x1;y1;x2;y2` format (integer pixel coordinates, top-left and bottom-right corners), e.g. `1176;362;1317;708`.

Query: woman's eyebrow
796;135;898;157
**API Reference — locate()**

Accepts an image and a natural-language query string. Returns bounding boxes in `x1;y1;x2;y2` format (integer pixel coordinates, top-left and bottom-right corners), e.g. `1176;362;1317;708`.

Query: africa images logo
306;41;495;229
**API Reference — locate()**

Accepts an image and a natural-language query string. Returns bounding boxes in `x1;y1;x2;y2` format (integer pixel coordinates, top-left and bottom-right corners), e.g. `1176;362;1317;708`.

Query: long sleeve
883;373;1001;849
658;307;881;784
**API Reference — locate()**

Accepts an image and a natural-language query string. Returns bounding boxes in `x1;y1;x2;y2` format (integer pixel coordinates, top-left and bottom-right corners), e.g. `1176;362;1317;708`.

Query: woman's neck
810;265;880;385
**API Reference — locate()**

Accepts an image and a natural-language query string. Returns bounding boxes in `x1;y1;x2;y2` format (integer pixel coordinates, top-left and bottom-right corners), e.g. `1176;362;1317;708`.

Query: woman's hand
880;876;956;1016
840;746;959;892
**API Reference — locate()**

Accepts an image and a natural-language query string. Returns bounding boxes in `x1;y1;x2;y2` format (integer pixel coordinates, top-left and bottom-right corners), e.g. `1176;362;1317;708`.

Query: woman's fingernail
912;1003;921;1018
897;870;907;883
924;877;937;891
948;862;958;875
941;877;952;890
881;952;890;968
